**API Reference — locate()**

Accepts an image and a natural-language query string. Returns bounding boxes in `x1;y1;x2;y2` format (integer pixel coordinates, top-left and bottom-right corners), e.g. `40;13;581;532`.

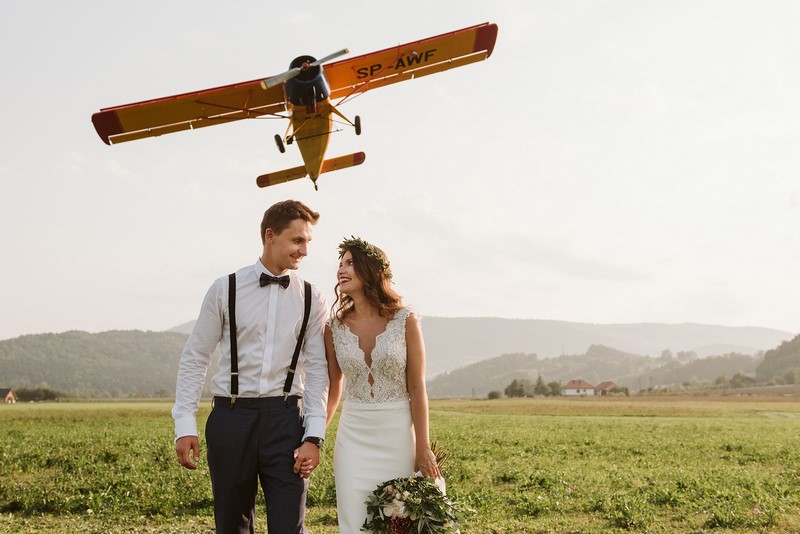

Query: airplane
91;22;498;190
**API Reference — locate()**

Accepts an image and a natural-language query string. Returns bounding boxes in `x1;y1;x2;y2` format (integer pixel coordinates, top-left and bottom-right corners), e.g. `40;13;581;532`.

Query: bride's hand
416;446;441;479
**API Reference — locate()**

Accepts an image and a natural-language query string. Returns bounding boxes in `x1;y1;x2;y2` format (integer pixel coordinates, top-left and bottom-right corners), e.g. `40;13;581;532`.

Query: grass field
1;396;799;533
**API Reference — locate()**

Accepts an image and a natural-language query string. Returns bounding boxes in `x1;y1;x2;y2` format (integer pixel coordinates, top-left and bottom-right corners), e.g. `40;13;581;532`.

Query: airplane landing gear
354;115;362;135
274;134;286;153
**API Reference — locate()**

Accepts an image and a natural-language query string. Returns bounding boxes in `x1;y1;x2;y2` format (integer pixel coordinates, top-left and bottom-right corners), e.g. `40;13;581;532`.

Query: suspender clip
230;395;237;409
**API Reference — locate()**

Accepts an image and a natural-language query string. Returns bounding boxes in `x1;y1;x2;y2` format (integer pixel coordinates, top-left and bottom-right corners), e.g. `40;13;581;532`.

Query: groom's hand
293;442;320;478
176;436;200;470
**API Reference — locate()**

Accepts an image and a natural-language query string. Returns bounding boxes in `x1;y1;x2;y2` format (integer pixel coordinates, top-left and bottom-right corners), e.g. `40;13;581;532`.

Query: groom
172;199;329;533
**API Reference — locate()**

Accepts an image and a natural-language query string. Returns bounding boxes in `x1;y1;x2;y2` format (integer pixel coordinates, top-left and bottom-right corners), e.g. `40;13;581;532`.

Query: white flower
394;499;409;518
382;502;400;517
382;499;409;519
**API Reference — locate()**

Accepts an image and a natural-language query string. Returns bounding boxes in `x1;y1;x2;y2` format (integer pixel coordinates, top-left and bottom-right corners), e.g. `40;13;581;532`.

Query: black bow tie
260;273;290;289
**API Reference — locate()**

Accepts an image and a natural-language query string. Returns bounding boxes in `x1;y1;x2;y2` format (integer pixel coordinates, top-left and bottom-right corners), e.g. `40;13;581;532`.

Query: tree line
491;376;630;399
497;376;562;398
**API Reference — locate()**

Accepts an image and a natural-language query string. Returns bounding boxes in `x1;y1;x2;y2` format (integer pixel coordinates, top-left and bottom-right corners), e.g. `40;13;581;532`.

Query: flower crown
338;236;392;279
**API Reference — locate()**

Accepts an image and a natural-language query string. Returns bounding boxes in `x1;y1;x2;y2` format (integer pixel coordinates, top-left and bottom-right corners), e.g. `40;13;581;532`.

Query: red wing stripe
91;111;123;145
474;23;498;57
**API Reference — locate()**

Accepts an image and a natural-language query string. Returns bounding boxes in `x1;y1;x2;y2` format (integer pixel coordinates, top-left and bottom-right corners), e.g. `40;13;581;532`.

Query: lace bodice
330;308;412;404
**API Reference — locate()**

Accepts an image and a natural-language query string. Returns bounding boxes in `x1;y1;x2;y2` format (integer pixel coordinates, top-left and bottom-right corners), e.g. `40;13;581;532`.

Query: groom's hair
260;200;320;244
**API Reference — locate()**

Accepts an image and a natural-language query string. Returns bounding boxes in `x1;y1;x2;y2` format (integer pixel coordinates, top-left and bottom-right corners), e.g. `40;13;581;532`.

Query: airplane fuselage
284;56;333;181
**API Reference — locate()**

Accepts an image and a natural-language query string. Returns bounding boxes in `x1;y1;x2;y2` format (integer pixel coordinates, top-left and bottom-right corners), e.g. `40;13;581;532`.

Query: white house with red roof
563;379;595;396
594;381;616;396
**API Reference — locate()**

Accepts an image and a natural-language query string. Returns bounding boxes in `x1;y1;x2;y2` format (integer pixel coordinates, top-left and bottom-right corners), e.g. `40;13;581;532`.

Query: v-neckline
342;314;397;367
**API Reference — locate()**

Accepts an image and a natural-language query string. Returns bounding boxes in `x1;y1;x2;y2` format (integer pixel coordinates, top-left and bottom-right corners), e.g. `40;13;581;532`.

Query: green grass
1;397;799;533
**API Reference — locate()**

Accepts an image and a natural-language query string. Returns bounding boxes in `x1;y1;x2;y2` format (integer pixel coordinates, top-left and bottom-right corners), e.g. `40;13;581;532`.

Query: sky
1;1;798;341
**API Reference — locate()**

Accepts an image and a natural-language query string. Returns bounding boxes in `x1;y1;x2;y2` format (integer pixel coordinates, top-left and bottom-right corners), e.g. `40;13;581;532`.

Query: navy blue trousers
205;396;308;534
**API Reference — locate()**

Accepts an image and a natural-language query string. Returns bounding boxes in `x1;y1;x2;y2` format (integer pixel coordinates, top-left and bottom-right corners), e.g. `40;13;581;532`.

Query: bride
323;236;440;533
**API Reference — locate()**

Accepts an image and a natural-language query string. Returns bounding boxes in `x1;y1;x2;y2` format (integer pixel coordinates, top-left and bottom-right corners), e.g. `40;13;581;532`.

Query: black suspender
283;280;312;404
227;273;311;409
228;273;239;407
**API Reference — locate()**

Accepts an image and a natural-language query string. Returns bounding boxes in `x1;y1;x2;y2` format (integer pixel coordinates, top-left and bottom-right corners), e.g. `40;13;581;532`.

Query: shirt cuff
174;415;198;443
303;415;326;441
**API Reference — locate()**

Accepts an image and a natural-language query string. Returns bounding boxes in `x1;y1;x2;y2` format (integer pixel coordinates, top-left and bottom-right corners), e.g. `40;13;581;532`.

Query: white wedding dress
331;307;416;534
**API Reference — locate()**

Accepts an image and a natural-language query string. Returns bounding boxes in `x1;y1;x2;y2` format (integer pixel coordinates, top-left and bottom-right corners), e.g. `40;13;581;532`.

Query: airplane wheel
354;115;362;136
274;134;286;153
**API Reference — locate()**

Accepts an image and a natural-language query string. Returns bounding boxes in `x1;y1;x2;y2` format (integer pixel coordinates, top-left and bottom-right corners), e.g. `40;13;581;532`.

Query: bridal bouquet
361;476;469;534
362;444;471;534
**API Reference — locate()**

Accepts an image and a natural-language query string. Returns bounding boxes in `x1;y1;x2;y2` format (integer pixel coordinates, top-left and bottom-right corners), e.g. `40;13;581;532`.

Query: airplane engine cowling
285;55;331;106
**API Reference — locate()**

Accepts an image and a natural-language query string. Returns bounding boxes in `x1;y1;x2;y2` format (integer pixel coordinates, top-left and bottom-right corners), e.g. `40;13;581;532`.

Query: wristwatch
303;436;324;449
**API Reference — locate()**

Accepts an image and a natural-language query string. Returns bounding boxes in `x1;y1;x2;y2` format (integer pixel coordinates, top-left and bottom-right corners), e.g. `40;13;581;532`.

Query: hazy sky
1;1;798;340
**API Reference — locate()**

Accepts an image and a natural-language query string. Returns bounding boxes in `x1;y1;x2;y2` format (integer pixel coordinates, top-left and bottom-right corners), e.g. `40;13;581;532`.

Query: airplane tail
256;152;366;189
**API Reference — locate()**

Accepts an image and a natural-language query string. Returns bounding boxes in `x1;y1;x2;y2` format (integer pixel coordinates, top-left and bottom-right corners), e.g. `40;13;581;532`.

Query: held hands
175;436;200;470
293;441;321;479
176;435;320;477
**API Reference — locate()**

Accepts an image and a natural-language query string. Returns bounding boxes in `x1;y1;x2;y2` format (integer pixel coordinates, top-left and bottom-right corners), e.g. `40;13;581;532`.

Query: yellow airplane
92;22;498;189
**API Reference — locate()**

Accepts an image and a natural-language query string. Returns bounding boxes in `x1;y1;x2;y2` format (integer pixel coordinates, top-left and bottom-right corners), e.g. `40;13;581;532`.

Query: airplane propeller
261;49;350;90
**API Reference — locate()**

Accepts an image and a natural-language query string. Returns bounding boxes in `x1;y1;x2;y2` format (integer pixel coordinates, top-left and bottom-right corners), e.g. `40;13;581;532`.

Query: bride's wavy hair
332;241;403;322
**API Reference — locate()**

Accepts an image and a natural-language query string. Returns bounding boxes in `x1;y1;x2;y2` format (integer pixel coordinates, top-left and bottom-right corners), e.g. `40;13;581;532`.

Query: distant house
563;379;594;396
0;389;17;404
594;381;616;396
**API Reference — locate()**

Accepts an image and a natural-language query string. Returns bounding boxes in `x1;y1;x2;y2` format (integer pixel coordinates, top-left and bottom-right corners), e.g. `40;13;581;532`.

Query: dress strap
394;307;412;325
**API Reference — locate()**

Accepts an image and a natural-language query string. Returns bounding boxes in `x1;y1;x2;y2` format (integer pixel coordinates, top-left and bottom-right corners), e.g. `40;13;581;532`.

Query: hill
0;330;188;397
419;318;789;376
0;319;792;398
427;345;762;398
756;334;800;381
172;317;792;376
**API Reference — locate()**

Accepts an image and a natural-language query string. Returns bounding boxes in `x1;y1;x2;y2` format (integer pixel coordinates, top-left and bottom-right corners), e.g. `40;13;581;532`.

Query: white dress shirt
172;260;328;442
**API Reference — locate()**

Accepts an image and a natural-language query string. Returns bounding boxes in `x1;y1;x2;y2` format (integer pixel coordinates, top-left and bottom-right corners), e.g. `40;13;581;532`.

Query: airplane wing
92;79;287;145
92;22;497;145
324;22;498;101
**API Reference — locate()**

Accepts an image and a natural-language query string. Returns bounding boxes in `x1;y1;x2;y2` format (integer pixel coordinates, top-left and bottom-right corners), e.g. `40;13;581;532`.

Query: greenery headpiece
338;236;392;279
